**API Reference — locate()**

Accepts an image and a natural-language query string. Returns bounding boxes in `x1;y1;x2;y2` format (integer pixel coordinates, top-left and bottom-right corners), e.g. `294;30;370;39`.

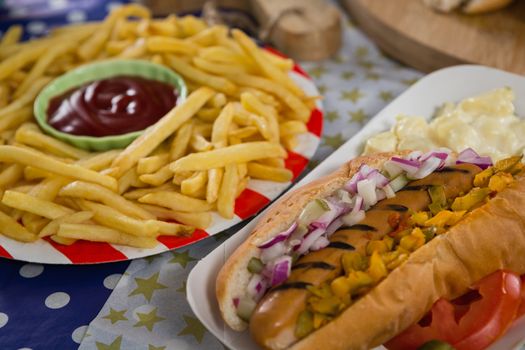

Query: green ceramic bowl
34;59;187;151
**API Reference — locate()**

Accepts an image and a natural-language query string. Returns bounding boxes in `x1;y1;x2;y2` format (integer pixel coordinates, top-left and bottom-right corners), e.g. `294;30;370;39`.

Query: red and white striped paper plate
0;59;323;265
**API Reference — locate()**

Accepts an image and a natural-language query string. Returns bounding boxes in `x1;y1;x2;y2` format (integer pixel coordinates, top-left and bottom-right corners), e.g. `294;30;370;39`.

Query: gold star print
307;66;327;79
177;281;187;294
143;255;159;265
323;134;345;149
103;308;128;324
365;72;380;81
349;109;368;124
341;88;364;103
134;307;165;332
402;77;419;86
178;315;206;343
325;111;340;122
96;336;122;350
317;84;327;94
379;91;394;102
149;345;166;350
169;250;196;268
129;272;167;302
341;71;355;80
358;60;375;70
355;46;369;59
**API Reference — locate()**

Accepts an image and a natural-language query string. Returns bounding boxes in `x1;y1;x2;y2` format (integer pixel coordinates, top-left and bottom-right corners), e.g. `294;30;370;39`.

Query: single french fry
138;191;213;212
228;74;310;122
237;175;248;197
170;141;286;172
170;121;193;161
217;163;238;219
77;150;120;171
279;120;308;137
0;146;117;191
39;211;93;237
2;190;74;219
181;171;207;197
138;165;173;186
0;25;23;47
165;54;237;95
146;36;199;55
229;126;258;139
211;103;234;148
23;216;50;234
15;124;89;159
0;210;37;242
0;164;23;188
257;157;285;168
171;170;193;186
198;46;249;66
111;87;215;177
207;93;227;108
105;39;134;55
57;223;157;248
78;200;158;236
192;57;248;76
206;168;223;203
123;183;175;200
196;107;220;122
282;134;298;151
8;184;34;193
59;181;154;220
138;203;212;229
117;37;147;59
238;87;280;109
50;235;76;245
151;220;194;236
178;15;207;37
118;167;139;194
137;153;170;175
262;50;294;71
247;162;293;182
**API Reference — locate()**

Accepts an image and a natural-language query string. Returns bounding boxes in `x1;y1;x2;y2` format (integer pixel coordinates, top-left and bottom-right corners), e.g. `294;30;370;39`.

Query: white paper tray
187;65;525;350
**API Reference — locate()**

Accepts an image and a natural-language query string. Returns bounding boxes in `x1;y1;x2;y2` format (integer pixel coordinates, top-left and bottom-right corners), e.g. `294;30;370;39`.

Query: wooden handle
250;0;342;61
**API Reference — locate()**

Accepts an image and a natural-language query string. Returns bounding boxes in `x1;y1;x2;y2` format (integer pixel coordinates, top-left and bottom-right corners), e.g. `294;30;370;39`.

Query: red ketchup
47;75;178;137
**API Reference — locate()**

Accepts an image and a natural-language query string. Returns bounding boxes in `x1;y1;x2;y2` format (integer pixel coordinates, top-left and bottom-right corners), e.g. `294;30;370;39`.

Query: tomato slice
385;270;522;350
516;275;525;318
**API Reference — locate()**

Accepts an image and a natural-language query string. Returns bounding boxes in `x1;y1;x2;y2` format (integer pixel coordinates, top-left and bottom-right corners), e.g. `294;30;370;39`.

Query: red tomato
385;270;522;350
517;275;525;318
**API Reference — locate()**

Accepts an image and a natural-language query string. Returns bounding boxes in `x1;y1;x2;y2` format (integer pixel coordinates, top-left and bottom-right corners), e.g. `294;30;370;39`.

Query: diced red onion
344;171;364;194
296;227;325;255
247;273;266;300
325;217;343;237
310;201;347;229
411;156;442;179
233;297;240;308
456;148;492;169
257;222;298;249
357;179;377;207
408;151;423;160
353;195;364;210
310;236;330;251
366;169;389;188
270;255;292;286
375;188;386;202
420;151;449;162
383;184;395;198
342;209;365;226
390;157;421;174
260;241;287;263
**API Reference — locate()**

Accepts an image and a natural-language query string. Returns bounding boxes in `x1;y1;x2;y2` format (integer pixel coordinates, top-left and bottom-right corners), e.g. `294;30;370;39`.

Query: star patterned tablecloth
76;9;423;350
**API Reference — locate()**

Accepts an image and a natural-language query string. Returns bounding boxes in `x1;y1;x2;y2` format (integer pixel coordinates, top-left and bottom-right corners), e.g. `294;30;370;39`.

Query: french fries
0;4;313;248
170;142;286;171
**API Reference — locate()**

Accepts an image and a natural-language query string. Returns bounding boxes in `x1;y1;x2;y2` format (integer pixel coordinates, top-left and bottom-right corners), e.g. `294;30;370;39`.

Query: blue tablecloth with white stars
0;1;422;349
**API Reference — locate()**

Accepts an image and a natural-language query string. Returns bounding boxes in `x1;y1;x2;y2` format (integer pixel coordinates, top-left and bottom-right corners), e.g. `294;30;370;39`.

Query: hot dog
216;149;525;350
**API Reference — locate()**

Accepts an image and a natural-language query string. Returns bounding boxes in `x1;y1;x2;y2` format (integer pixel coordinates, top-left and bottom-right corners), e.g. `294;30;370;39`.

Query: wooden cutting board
340;0;525;74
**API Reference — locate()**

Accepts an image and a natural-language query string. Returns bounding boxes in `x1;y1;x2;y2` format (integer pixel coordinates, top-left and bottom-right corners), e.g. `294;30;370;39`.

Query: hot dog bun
216;152;525;349
423;0;513;13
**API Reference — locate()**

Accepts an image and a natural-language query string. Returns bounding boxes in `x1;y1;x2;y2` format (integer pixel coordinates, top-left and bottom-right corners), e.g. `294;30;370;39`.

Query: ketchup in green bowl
47;75;178;137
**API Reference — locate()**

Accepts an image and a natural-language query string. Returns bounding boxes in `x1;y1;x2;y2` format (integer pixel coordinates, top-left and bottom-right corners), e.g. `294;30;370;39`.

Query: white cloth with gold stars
78;10;422;350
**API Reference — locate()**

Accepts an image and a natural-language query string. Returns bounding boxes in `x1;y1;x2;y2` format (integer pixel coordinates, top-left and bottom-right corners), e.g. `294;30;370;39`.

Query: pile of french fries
0;4;315;248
